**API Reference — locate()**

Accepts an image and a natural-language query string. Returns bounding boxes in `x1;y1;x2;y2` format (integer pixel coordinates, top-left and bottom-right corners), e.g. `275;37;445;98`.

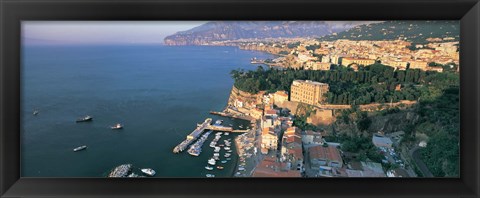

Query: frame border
1;0;479;197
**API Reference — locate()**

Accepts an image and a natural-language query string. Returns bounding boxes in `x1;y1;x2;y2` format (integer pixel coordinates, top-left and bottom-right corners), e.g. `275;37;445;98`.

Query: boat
76;115;93;122
216;166;224;170
73;145;87;152
33;110;39;116
206;174;215;178
213;153;220;157
221;160;227;164
229;124;233;126
224;147;231;151
141;168;156;176
225;132;230;135
226;158;231;160
214;147;220;152
215;120;223;125
227;150;232;153
224;153;231;157
111;123;123;130
239;167;245;171
205;166;213;170
213;156;219;160
208;158;216;165
127;173;139;177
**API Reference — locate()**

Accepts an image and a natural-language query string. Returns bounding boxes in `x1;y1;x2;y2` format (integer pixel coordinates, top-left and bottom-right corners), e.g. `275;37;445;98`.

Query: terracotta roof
309;145;342;163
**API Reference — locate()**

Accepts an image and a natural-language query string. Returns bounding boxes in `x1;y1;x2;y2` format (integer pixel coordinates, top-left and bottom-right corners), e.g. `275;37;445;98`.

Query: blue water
21;45;273;177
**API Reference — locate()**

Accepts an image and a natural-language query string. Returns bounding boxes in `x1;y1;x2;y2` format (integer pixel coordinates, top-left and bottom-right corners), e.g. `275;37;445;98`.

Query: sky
22;21;207;45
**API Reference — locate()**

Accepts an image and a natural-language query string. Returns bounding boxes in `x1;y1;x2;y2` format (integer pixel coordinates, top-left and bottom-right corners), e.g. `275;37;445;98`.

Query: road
410;146;433;177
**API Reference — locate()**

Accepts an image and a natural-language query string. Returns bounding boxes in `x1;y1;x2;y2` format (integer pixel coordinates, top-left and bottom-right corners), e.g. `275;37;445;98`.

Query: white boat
224;147;231;151
205;166;213;170
226;158;232;160
127;173;139;177
213;156;220;160
111;123;123;130
213;153;220;157
33;110;39;116
227;150;232;153
221;160;227;164
206;174;215;178
208;158;216;165
238;167;245;171
141;168;156;176
225;132;230;135
214;147;220;152
215;120;223;125
224;153;231;157
73;145;87;152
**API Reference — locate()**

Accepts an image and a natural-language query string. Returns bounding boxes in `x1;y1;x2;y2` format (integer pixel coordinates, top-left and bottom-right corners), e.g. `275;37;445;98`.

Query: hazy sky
22;21;207;45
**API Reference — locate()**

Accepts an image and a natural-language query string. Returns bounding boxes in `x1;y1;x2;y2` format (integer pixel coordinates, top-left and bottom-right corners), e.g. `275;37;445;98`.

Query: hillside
164;21;371;45
319;21;459;44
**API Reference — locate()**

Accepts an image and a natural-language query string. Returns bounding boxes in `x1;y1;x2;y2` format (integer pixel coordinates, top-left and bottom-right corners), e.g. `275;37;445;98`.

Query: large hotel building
290;80;329;106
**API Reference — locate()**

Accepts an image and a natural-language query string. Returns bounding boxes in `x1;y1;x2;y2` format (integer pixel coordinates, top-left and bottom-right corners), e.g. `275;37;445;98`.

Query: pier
209;111;253;121
173;118;249;154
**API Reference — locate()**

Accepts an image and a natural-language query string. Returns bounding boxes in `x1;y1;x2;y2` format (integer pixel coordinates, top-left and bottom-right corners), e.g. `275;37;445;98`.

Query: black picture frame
1;0;479;197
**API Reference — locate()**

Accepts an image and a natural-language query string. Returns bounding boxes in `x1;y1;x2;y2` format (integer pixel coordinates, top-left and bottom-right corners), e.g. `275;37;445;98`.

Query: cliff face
164;21;367;46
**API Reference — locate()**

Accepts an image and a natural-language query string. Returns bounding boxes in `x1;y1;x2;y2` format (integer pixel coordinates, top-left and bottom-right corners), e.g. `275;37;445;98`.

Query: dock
209;111;253;121
173;118;212;153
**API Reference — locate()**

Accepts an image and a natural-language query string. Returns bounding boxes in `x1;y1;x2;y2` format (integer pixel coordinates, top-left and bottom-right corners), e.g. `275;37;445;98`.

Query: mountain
319;21;459;44
164;21;372;45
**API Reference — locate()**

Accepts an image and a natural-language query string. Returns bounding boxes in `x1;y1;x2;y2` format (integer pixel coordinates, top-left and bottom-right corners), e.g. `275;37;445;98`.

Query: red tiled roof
309;145;342;163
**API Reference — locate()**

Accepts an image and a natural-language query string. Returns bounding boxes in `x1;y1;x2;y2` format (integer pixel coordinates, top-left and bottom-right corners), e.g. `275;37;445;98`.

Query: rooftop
309;145;342;163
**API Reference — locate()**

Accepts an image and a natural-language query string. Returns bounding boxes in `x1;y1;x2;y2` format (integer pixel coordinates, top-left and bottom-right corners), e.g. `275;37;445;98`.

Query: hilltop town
210;22;459;178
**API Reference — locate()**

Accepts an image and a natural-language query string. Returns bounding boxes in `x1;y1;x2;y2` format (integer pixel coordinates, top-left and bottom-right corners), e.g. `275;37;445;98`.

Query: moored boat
206;174;215;178
205;166;213;170
141;168;156;176
216;166;224;170
208;158;216;165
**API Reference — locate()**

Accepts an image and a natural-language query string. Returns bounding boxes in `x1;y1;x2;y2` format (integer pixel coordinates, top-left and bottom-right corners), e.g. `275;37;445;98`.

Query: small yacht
224;153;231;157
141;168;156;176
111;123;123;130
205;166;214;170
33;110;39;116
215;120;223;125
208;158;216;166
225;132;230;135
73;145;87;152
216;166;224;170
221;160;227;164
224;147;231;151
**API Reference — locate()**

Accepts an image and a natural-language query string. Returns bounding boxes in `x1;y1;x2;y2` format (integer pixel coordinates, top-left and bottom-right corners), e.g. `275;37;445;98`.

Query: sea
21;45;274;177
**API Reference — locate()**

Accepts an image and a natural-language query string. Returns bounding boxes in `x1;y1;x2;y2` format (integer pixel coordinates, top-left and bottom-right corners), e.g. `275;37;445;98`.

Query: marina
187;130;212;156
108;164;132;177
173;118;212;153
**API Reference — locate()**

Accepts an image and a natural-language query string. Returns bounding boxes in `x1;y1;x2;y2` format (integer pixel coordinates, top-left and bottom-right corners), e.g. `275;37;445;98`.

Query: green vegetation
417;86;459;177
319;21;459;45
338;134;384;163
230;64;458;105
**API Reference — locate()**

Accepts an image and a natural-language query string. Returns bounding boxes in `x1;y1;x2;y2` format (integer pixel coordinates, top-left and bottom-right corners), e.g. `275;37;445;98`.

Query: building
273;91;289;105
301;130;323;145
252;156;302;177
346;161;386;177
372;134;393;148
309;145;343;169
250;108;263;119
290;80;329;106
261;127;278;152
341;57;375;66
